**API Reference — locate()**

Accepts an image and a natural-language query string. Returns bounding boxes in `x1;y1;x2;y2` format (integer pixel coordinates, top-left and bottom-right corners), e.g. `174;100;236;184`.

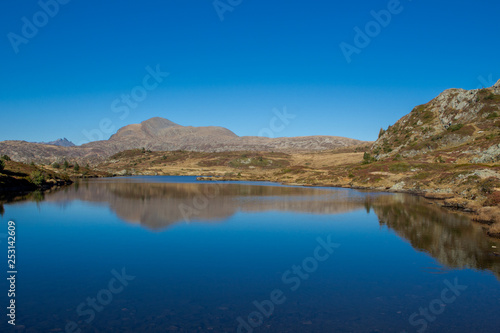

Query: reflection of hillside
44;181;369;229
39;180;500;280
368;194;500;279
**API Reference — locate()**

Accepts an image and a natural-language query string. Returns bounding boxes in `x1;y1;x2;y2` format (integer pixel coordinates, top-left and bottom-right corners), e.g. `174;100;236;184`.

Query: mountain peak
494;79;500;88
140;117;180;136
42;138;75;147
141;117;178;127
109;117;180;141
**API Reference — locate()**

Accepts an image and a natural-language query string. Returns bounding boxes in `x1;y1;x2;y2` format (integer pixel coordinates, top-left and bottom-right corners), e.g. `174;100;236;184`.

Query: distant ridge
0;117;369;163
82;117;367;157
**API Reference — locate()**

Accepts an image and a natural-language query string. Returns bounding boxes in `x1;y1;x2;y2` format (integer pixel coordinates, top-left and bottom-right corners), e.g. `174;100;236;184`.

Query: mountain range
0;117;369;164
1;78;499;165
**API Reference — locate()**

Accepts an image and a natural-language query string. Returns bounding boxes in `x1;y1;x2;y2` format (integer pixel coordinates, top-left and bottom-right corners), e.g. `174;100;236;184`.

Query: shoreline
0;178;73;204
2;166;498;239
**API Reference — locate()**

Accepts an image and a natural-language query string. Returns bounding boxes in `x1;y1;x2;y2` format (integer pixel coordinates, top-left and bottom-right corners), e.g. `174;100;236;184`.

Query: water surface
1;176;499;332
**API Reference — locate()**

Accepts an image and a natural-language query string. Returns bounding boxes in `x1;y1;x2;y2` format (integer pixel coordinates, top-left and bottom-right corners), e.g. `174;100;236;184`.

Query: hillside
372;79;500;163
0;157;73;199
0;117;369;164
0;141;103;165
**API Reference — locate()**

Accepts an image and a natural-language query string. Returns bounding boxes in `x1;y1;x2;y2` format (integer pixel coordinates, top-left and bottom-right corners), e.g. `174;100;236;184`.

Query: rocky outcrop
470;144;500;163
372;79;500;162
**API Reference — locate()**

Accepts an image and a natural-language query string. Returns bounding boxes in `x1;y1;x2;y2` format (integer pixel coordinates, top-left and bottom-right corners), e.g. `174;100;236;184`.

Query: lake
1;176;499;333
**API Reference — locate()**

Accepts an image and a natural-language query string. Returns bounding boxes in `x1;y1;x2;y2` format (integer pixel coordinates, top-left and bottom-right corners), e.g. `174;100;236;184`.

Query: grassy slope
0;158;111;200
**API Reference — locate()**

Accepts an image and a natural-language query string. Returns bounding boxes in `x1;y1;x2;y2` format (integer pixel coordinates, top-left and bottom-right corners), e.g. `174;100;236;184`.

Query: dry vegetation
0;154;109;201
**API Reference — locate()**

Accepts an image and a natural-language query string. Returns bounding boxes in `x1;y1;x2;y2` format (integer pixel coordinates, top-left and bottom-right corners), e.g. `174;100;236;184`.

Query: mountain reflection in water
35;178;500;281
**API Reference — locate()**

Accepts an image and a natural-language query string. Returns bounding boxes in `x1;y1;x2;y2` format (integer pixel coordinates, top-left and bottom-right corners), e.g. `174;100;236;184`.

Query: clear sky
0;0;499;145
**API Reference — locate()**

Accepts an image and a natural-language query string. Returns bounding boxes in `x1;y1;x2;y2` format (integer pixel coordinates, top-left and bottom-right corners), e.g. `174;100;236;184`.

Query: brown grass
490;223;500;235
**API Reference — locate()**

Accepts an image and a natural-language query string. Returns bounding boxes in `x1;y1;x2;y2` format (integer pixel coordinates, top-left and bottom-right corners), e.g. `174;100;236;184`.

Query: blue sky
0;0;498;144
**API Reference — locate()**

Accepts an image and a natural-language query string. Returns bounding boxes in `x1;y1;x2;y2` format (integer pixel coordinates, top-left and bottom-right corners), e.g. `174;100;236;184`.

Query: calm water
1;176;499;333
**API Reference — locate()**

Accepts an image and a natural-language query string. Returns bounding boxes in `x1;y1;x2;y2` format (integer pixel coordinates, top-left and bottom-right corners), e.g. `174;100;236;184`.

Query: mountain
41;138;75;147
84;117;367;153
82;117;241;153
0;117;369;163
371;79;500;163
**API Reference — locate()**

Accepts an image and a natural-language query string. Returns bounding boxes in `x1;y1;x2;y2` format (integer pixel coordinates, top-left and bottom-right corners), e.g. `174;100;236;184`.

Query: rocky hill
372;79;500;163
0;117;368;163
0;141;102;164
